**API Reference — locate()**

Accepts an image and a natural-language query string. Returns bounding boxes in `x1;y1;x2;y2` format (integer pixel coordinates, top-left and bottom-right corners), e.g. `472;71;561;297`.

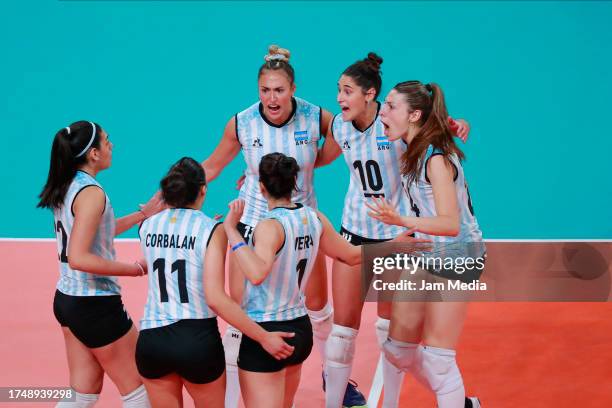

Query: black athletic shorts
53;290;133;348
238;315;313;373
339;226;396;246
136;318;225;384
237;222;256;245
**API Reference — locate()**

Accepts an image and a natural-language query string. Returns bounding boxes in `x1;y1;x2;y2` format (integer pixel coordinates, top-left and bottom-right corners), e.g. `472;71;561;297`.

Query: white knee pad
325;324;358;368
375;317;390;349
307;302;333;341
222;325;242;367
383;338;419;372
56;390;99;408
420;346;464;396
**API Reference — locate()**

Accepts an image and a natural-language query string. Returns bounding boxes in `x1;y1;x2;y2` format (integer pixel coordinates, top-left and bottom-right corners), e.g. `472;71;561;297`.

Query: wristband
231;242;247;252
134;261;145;275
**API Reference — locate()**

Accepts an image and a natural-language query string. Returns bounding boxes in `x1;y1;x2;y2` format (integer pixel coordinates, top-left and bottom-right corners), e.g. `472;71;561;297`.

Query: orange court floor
1;241;611;407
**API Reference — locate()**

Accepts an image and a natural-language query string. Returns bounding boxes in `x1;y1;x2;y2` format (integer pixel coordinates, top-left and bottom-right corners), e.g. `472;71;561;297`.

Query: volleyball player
223;152;420;407
367;81;484;408
200;45;335;404
314;53;470;408
38;121;162;407
136;157;295;408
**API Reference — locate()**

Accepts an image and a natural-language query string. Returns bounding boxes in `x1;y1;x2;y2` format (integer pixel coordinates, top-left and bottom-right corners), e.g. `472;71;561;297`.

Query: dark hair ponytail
160;157;206;208
393;81;464;184
37;121;102;209
259;152;299;199
342;52;383;98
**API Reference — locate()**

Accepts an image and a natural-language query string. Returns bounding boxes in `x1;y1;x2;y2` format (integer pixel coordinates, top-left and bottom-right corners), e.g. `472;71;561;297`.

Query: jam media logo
342;140;351;150
252;137;263;148
376;135;390;150
294;130;309;146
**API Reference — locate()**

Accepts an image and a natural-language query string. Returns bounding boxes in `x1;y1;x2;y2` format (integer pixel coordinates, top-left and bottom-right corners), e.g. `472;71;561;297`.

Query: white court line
367;354;385;408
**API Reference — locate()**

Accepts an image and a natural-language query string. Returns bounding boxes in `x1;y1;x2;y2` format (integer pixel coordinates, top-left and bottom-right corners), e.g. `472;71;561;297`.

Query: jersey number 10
353;160;385;198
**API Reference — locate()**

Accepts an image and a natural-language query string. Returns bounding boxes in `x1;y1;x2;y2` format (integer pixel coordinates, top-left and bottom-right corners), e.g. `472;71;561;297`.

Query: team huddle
38;45;484;408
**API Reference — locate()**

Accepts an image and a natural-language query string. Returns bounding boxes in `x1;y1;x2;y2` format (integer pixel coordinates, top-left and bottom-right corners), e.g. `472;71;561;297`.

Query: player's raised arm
201;116;242;183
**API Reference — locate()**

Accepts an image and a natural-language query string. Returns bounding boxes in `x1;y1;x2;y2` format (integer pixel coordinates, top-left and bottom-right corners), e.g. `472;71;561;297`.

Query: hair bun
279;156;298;175
160;157;206;208
365;52;383;72
265;44;291;62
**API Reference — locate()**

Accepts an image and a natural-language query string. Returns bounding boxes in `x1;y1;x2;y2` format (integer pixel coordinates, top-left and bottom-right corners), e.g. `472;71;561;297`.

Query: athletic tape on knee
325;324;358;368
420;346;464;396
55;390;99;408
383;338;418;372
375;317;390;349
307;302;333;340
222;325;242;367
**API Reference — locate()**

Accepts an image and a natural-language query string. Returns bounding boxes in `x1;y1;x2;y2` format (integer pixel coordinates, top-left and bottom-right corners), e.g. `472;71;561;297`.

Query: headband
74;122;97;158
265;54;288;62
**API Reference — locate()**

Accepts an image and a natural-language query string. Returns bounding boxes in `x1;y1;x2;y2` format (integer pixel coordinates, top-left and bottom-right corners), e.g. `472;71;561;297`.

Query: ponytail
394;82;464;184
37;121;101;209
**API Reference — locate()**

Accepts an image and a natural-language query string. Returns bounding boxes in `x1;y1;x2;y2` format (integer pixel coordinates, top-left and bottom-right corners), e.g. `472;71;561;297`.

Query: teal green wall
2;1;611;238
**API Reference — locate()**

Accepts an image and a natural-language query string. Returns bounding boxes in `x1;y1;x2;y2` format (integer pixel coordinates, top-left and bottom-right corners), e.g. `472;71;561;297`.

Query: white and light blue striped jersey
236;97;321;226
138;208;221;329
332;110;410;239
404;145;483;247
242;203;323;323
54;171;120;296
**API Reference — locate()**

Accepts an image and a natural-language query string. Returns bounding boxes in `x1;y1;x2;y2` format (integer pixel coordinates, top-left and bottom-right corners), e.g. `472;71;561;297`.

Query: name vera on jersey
295;234;314;250
145;233;197;250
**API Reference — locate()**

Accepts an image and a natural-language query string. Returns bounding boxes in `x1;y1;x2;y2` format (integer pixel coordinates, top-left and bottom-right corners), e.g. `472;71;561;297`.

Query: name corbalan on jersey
144;233;197;250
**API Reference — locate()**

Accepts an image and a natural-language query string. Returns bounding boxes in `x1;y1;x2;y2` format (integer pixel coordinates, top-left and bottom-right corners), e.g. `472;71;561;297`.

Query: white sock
223;325;242;408
420;346;465;408
325;324;358;408
56;390;99;408
375;318;405;408
307;302;333;370
121;384;150;408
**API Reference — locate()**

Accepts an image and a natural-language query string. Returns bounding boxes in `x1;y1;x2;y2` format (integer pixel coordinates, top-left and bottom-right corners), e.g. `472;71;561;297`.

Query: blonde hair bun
264;44;291;62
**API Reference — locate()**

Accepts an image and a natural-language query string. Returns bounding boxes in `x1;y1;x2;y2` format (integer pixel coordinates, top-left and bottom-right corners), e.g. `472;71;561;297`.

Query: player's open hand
391;230;433;253
449;117;470;142
366;197;404;227
224;199;245;229
140;191;167;219
235;174;246;190
261;331;295;360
